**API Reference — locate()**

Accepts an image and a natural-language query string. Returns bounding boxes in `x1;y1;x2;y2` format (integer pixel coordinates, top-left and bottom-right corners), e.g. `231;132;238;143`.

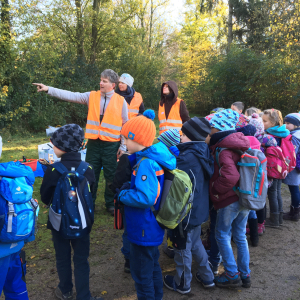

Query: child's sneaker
55;287;73;300
195;273;215;288
214;272;241;288
241;274;251;288
257;221;265;236
124;258;130;273
163;275;191;294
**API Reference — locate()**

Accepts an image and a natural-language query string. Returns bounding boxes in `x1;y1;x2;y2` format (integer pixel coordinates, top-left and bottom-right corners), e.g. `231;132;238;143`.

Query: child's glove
114;182;131;202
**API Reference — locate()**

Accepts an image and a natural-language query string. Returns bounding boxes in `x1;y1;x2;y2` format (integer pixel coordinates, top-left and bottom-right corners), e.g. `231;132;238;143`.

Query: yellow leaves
101;291;107;295
30;255;36;259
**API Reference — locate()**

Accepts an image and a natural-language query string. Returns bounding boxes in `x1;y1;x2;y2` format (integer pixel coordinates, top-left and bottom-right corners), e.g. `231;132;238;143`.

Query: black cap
51;124;84;152
182;117;211;141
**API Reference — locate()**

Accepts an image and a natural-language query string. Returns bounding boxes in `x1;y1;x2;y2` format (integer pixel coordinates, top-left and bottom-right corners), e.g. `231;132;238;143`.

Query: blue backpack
0;161;39;243
49;162;94;239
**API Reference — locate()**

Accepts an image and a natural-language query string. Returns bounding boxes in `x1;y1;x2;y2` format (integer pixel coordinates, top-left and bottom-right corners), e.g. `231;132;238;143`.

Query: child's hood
177;142;214;178
136;142;176;170
247;136;261;150
212;132;250;153
266;125;290;138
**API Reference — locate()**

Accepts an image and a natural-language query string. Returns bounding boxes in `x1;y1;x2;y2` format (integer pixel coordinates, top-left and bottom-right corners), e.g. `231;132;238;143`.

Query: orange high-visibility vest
158;98;183;134
85;91;124;142
127;92;143;119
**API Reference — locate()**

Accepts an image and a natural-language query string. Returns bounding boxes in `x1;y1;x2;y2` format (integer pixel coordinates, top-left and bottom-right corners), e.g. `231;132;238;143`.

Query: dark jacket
109;153;137;193
210;131;250;210
176;142;214;230
159;80;190;123
40;152;96;230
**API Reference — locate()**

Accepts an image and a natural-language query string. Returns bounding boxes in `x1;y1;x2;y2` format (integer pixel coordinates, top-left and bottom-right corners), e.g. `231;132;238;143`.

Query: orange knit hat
121;110;156;147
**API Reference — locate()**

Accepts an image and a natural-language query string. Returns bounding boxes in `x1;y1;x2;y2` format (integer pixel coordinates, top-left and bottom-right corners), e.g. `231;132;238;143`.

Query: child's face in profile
262;114;275;130
123;136;145;154
180;133;191;143
231;104;242;114
285;122;296;131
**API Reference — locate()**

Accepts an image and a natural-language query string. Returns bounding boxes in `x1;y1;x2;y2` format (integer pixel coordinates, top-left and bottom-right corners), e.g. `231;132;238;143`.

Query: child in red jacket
208;109;251;289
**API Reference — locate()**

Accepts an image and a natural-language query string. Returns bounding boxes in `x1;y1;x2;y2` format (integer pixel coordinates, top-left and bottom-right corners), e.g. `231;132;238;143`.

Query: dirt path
8;184;300;300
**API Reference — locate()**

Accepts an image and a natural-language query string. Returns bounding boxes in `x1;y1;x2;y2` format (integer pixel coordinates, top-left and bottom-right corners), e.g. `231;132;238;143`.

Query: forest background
1;0;300;136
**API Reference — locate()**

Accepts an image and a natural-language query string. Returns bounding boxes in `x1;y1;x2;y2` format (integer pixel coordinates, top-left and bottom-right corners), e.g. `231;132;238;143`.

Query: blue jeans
130;244;163;300
215;201;250;277
288;185;300;207
121;213;130;259
248;210;257;220
0;251;28;300
52;230;91;300
208;207;222;266
267;179;283;214
174;225;214;289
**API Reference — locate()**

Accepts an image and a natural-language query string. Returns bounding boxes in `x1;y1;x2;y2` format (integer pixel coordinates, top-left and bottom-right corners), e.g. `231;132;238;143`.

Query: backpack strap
52;162;69;175
76;161;90;176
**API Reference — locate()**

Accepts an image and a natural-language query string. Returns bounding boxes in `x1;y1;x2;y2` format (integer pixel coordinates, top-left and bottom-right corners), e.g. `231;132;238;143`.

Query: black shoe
163;243;175;259
107;207;114;216
124;259;130;273
241;274;251;288
55;287;73;300
163;275;191;294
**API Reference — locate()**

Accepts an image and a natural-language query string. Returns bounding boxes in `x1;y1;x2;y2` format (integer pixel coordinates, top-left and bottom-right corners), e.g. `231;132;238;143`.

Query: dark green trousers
85;138;120;209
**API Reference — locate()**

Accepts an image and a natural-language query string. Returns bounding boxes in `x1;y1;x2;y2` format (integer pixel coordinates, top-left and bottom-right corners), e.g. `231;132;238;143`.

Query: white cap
119;73;134;87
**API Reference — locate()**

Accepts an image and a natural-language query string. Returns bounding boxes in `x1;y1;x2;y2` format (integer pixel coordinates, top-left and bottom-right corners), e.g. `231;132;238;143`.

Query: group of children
2;101;300;300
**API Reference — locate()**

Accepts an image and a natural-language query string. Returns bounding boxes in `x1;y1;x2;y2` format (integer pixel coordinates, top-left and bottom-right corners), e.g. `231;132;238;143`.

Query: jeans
121;212;130;260
208;207;222;266
174;225;214;289
52;231;91;300
0;251;28;300
248;210;257;220
130;244;163;300
267;179;283;214
86;139;120;208
288;185;300;207
215;201;250;277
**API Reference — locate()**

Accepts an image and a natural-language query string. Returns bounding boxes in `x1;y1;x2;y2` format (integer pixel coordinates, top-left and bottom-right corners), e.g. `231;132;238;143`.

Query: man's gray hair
101;69;119;84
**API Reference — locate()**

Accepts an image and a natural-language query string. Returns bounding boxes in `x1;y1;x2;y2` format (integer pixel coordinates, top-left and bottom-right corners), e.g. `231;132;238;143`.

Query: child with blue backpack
0;143;38;299
116;110;176;300
283;113;300;221
40;124;102;300
163;117;215;294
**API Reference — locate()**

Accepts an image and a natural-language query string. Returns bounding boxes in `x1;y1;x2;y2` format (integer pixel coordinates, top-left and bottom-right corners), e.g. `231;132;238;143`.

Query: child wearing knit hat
283;113;300;221
117;110;176;300
163;117;215;294
208;109;252;288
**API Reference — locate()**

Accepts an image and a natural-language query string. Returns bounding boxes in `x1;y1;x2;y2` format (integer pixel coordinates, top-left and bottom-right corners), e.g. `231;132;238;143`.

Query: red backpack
266;134;296;179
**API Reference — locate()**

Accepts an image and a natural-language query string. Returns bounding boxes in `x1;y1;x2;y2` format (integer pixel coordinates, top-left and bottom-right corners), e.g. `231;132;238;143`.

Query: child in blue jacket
163;117;215;294
118;110;176;300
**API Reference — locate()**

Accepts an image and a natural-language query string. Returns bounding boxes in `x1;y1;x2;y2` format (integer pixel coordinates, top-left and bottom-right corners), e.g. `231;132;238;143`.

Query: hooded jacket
176;142;214;230
159;81;190;123
209;131;250;210
283;128;300;186
119;142;176;246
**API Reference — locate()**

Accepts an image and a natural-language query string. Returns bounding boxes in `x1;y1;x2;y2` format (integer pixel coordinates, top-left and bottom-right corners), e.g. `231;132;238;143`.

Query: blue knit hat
209;109;239;131
284;113;300;127
236;125;256;136
158;129;180;148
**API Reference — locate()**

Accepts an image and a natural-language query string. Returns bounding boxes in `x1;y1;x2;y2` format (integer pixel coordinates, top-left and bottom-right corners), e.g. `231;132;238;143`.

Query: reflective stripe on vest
127;92;143;119
158;98;183;134
85;91;124;141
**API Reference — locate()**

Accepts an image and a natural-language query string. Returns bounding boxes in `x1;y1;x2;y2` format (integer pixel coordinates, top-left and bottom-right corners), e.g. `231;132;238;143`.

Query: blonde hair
245;107;261;116
263;109;283;126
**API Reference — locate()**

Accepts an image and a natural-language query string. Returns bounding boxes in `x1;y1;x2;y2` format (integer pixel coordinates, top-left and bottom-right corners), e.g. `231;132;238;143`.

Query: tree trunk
75;0;84;60
0;0;11;63
90;0;100;63
148;0;153;50
227;0;233;52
